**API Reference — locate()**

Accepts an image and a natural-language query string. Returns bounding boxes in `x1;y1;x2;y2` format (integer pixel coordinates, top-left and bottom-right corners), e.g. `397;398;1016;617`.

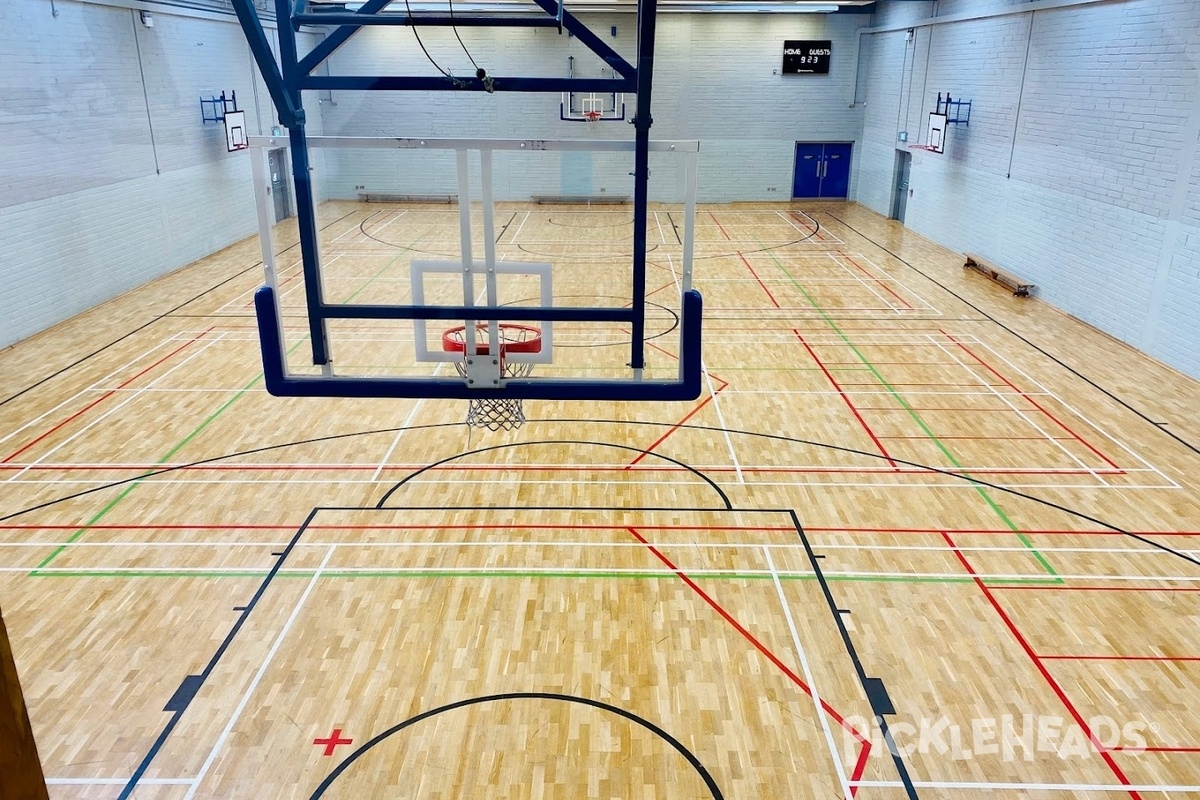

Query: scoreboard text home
782;40;831;75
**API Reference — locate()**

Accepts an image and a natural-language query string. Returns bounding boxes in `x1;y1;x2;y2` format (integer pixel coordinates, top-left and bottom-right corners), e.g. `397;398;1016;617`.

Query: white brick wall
861;0;1200;378
315;12;866;202
0;0;299;348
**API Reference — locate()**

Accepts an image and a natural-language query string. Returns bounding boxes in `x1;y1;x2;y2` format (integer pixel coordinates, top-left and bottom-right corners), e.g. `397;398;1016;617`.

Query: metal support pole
249;146;279;290
628;0;658;376
456;149;478;358
276;0;330;367
682;150;697;294
479;149;500;357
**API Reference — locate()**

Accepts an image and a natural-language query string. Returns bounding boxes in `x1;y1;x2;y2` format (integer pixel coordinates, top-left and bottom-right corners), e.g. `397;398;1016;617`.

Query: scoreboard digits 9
782;40;832;75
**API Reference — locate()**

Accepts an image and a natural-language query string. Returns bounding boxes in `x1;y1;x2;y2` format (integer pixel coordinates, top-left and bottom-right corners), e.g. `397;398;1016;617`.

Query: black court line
666;211;683;245
789;510;921;800
117;505;865;797
116;507;322;800
375;439;732;510
821;209;1200;458
4;419;1198;570
0;208;363;409
112;505;799;796
308;692;724;799
494;210;518;243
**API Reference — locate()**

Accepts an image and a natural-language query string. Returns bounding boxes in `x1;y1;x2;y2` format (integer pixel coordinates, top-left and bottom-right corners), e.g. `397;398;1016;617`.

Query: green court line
754;240;1059;578
32;248;417;573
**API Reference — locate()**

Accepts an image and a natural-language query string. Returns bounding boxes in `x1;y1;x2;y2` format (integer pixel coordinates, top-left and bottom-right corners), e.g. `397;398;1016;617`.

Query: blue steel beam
627;0;658;373
256;287;704;400
229;0;302;127
301;75;634;92
528;0;635;79
276;0;333;366
297;0;393;76
293;12;560;27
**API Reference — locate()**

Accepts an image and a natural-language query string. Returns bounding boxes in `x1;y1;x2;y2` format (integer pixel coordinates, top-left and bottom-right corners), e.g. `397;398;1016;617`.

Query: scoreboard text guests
782;40;831;75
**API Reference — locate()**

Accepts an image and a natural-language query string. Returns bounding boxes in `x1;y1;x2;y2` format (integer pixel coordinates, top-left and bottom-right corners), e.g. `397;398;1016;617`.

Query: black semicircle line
3;419;1195;570
374;438;732;510
308;692;724;800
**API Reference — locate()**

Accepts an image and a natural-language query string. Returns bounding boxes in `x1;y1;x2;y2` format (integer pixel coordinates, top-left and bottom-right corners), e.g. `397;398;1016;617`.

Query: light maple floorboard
1;200;1198;799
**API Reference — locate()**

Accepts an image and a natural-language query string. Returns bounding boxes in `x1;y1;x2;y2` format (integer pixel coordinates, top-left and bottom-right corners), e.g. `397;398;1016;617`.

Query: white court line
852;779;1200;793
927;335;1102;484
0;565;817;576
365;209;408;238
214;255;304;313
508;210;531;244
183;544;337;799
9;565;1197;583
369;274;494;482
653;210;667;245
0;541;1190;556
972;339;1175;488
764;545;852;800
666;252;743;483
826;251;897;313
837;251;938;313
0;332;203;451
5;335;227;483
776;209;814;236
2;478;1170;491
372;399;428;483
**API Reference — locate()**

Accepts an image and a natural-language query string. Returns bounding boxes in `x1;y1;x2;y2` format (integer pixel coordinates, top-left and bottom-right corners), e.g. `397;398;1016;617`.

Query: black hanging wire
447;0;481;72
402;0;492;91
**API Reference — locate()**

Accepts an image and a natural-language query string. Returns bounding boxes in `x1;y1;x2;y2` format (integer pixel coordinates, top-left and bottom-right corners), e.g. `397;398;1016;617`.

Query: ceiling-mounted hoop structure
231;0;704;402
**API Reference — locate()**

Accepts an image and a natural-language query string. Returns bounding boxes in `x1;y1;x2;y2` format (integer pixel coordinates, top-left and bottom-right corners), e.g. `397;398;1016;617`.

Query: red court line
708;211;731;240
0;523;800;532
782;211;820;239
1;329;214;464
625;525;872;792
736;252;782;308
5;523;1193;536
942;532;1144;799
835;252;913;310
794;329;896;468
626;373;729;468
1108;746;1200;753
940;331;1122;471
1039;655;1200;662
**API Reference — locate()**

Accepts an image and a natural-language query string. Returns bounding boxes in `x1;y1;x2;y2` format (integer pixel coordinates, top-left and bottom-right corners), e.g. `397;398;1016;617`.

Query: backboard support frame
247;134;701;401
229;0;676;379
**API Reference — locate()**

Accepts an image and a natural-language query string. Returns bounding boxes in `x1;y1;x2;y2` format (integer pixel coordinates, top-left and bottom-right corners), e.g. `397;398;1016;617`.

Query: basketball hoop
583;109;603;124
442;324;542;431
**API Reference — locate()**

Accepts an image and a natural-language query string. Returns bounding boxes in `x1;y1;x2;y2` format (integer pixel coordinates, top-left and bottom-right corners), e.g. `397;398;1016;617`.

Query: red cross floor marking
313;728;353;756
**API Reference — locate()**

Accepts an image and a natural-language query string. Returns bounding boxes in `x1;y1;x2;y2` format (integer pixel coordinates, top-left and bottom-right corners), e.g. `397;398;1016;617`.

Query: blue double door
792;142;852;199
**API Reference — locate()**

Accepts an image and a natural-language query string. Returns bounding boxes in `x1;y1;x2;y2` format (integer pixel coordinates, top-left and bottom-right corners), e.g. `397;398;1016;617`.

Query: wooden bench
357;192;457;204
530;194;631;205
964;253;1035;297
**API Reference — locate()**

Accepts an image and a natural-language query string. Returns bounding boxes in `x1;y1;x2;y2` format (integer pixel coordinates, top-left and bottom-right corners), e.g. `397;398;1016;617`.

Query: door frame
268;148;293;222
890;149;911;222
791;141;855;200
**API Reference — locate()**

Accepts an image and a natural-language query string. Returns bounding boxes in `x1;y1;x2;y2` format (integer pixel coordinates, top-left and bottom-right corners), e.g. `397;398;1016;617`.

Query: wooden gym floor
2;200;1199;799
